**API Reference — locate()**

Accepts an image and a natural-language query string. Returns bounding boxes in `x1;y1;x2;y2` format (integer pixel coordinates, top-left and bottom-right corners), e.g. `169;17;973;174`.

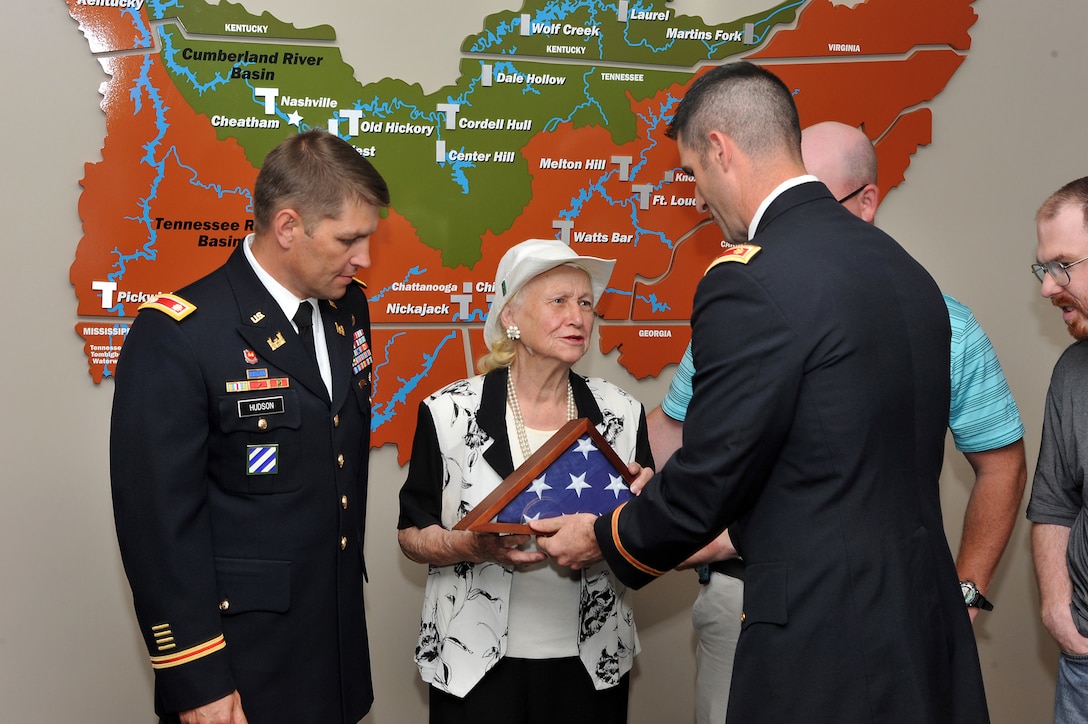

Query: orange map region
70;52;259;380
873;108;933;200
64;0;151;54
631;222;725;323
361;207;463;327
75;321;131;384
369;327;470;466
772;52;966;145
599;325;692;381
748;0;976;58
360;210;502;461
370;325;489;466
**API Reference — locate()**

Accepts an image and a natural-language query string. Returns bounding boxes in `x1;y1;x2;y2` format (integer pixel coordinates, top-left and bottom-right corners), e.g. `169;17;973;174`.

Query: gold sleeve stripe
149;634;225;670
610;503;665;577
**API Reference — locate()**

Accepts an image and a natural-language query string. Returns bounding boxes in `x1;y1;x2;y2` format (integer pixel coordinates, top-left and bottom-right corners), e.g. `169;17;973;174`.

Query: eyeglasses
1032;255;1088;286
836;184;867;204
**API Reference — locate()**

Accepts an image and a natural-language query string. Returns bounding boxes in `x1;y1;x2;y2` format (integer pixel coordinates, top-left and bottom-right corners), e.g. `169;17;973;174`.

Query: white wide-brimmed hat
483;238;616;351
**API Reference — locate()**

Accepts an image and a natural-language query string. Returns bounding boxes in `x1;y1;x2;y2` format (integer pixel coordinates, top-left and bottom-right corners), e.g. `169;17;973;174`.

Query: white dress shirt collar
747;175;820;241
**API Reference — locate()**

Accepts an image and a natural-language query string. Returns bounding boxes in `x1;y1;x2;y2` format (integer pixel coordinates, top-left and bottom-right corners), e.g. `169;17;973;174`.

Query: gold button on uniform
337;454;345;468
257;418;267;430
341;495;348;510
333;414;339;428
740;611;746;622
340;536;347;550
219;599;230;611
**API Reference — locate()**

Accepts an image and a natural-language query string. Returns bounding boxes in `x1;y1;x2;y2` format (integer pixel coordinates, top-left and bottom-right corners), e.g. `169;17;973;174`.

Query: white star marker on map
287;111;303;127
567;472;591;497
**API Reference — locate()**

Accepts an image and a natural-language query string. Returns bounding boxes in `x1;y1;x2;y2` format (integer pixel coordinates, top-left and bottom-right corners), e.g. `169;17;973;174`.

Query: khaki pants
692;571;744;724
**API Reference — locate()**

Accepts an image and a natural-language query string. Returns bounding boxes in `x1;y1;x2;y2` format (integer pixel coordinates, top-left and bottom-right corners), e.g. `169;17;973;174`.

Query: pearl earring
506;325;521;340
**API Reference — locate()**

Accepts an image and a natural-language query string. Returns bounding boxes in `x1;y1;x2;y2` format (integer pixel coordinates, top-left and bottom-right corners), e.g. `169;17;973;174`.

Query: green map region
67;0;977;463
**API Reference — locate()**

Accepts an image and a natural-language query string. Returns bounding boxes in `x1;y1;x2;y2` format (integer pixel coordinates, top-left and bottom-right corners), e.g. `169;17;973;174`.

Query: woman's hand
469;532;547;568
398;526;545;568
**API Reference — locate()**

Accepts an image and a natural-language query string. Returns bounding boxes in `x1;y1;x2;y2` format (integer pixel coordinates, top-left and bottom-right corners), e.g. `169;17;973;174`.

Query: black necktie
292;301;319;369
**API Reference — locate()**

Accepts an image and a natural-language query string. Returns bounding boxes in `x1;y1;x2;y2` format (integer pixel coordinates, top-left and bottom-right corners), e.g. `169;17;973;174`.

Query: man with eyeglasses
645;120;1026;724
1027;176;1088;721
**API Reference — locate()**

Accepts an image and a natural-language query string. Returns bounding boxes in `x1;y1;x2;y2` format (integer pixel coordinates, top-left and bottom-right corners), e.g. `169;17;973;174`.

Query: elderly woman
397;238;654;723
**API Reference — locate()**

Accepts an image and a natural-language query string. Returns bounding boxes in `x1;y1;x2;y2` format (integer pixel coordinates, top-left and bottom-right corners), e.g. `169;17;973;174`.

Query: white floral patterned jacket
398;367;652;697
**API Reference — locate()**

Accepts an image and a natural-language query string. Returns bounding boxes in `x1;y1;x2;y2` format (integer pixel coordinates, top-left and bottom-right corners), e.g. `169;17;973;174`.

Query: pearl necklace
507;370;577;462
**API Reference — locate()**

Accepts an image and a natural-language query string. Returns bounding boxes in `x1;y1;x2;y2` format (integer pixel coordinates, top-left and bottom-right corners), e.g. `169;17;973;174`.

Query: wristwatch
960;580;994;611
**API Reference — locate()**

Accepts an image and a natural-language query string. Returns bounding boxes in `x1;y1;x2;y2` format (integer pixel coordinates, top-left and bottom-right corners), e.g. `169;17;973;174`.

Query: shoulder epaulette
351;276;367;289
704;244;761;275
137;293;197;321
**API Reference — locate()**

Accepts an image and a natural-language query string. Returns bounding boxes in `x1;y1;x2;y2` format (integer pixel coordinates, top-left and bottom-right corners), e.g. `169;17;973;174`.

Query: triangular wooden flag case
453;417;636;534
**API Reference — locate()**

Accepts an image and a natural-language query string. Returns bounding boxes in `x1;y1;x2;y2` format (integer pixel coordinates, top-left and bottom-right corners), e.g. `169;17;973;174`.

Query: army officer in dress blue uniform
110;129;389;724
534;63;989;723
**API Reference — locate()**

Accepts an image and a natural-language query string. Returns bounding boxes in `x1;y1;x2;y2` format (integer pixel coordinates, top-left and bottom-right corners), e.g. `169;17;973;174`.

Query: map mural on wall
67;0;977;463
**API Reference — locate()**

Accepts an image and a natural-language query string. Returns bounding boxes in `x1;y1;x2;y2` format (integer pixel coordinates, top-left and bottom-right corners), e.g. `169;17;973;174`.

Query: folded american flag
495;433;633;524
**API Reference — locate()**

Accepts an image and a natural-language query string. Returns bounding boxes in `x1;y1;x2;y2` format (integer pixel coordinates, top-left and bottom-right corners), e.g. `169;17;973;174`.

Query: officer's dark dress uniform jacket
110;244;374;723
595;182;990;722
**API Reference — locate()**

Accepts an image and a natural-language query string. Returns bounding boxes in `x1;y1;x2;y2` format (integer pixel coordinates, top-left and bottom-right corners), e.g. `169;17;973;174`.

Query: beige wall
3;1;1082;720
